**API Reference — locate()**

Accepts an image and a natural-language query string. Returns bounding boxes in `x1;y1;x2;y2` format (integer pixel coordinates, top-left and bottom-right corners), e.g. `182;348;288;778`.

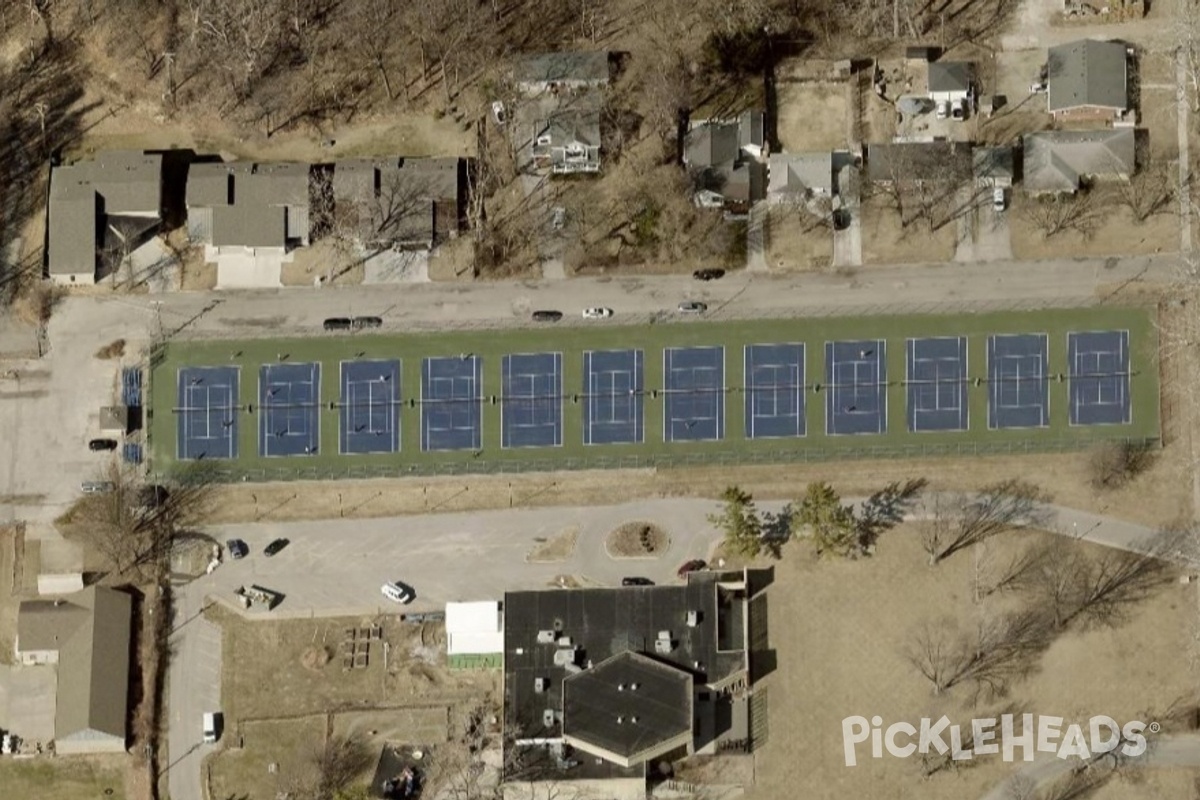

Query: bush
1090;440;1156;490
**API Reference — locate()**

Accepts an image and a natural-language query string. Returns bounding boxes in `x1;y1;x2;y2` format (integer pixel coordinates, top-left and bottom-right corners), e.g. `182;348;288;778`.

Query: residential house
532;94;603;174
684;110;767;210
1047;39;1129;121
502;569;764;790
186;162;310;288
514;51;610;95
16;586;132;754
47;151;163;285
330;157;463;249
927;61;973;104
1022;129;1136;194
767;152;834;203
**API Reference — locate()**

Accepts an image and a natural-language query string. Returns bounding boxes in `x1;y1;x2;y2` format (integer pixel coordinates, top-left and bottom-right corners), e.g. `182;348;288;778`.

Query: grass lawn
0;756;127;800
147;307;1160;479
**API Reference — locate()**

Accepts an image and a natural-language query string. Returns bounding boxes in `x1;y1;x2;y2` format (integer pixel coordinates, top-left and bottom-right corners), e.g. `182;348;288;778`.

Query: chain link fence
150;435;1160;484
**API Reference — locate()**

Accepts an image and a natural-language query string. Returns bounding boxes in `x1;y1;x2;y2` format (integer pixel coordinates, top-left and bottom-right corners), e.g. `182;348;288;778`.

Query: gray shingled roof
562;652;692;764
1022;129;1135;193
515;51;609;86
331;158;460;245
18;587;132;747
48;151;162;277
866;141;973;183
685;111;765;169
1047;39;1128;112
187;162;310;248
768;152;834;197
928;61;973;93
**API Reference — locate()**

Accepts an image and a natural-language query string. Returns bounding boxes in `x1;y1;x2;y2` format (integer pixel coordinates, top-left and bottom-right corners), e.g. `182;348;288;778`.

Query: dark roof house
1047;39;1129;118
866;141;973;184
532;95;604;175
47;151;164;285
503;570;759;785
186;162;310;251
927;61;973;100
1022;129;1136;194
16;586;133;754
330;157;462;247
684;111;767;208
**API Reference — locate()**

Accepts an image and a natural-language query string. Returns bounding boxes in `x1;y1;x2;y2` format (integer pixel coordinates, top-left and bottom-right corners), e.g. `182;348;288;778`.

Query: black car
226;538;249;560
88;438;118;451
352;316;383;330
264;538;290;557
323;317;352;331
621;577;655;587
532;310;563;322
693;268;725;281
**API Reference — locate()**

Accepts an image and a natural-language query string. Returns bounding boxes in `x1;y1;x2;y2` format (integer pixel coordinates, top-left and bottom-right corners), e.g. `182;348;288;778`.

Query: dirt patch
94;339;126;359
775;77;852;152
606;521;670;558
526;527;579;563
764;207;833;271
747;526;1196;800
860;195;957;265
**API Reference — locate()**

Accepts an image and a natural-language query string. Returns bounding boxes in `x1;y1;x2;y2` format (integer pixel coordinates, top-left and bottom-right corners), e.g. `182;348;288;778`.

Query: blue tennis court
907;336;968;432
664;346;725;442
583;349;644;445
259;363;321;456
744;343;805;439
987;334;1049;429
825;340;887;435
177;366;239;460
1068;330;1131;426
421;355;482;451
502;352;563;448
340;359;400;454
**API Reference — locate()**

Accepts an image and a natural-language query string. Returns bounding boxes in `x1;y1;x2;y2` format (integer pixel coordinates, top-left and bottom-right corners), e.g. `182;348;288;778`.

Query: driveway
0;663;57;744
166;591;223;800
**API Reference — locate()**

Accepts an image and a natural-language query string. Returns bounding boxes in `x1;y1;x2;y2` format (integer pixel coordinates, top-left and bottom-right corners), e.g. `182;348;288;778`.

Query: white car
582;307;613;319
491;100;507;125
677;301;707;314
381;582;414;604
992;187;1006;212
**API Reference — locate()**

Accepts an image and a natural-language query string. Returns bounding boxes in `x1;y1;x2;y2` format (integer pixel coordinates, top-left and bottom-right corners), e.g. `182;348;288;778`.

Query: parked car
202;712;221;744
992;187;1006;212
264;538;289;557
832;208;852;231
352;316;382;330
950;100;966;121
621;577;655;587
1030;82;1047;94
491;100;507;125
382;581;415;604
936;100;950;120
88;438;118;452
677;301;707;314
323;317;352;331
692;268;725;281
532;310;563;322
226;539;249;560
582;307;613;319
677;559;707;579
80;481;115;494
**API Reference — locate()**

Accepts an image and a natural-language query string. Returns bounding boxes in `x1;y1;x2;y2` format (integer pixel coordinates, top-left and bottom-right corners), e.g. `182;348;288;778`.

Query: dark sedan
226;539;249;560
621;577;655;587
693;268;725;281
532;310;563;322
676;559;707;579
264;538;290;557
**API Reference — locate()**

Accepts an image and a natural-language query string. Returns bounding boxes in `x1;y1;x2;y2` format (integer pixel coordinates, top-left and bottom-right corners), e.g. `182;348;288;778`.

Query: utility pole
163;52;177;106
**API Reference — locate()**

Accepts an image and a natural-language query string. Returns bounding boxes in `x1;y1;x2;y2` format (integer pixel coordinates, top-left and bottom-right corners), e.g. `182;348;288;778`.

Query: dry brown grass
775;74;852;151
1010;189;1181;261
0;526;19;665
12;281;65;325
606;521;670;557
765;207;834;271
746;526;1196;800
526;526;580;563
860;194;957;265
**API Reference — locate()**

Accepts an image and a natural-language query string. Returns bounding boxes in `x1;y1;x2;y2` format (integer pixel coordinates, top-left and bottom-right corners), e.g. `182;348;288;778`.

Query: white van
202;712;219;744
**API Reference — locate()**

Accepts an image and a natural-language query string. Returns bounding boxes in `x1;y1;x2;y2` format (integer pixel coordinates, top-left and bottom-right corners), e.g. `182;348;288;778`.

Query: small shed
98;405;128;436
445;601;504;667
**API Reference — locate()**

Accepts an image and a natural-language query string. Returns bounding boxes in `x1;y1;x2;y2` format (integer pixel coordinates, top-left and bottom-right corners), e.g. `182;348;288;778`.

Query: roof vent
543;709;556;727
534;678;547;693
537;630;557;644
616;716;624;724
630;683;639;691
617;683;625;691
686;610;699;627
631;716;639;724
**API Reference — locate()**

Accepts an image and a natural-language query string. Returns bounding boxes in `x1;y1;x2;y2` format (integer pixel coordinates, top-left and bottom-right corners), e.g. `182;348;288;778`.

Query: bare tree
923;480;1051;565
1021;191;1103;239
1115;161;1180;223
904;611;1050;698
1089;440;1156;490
